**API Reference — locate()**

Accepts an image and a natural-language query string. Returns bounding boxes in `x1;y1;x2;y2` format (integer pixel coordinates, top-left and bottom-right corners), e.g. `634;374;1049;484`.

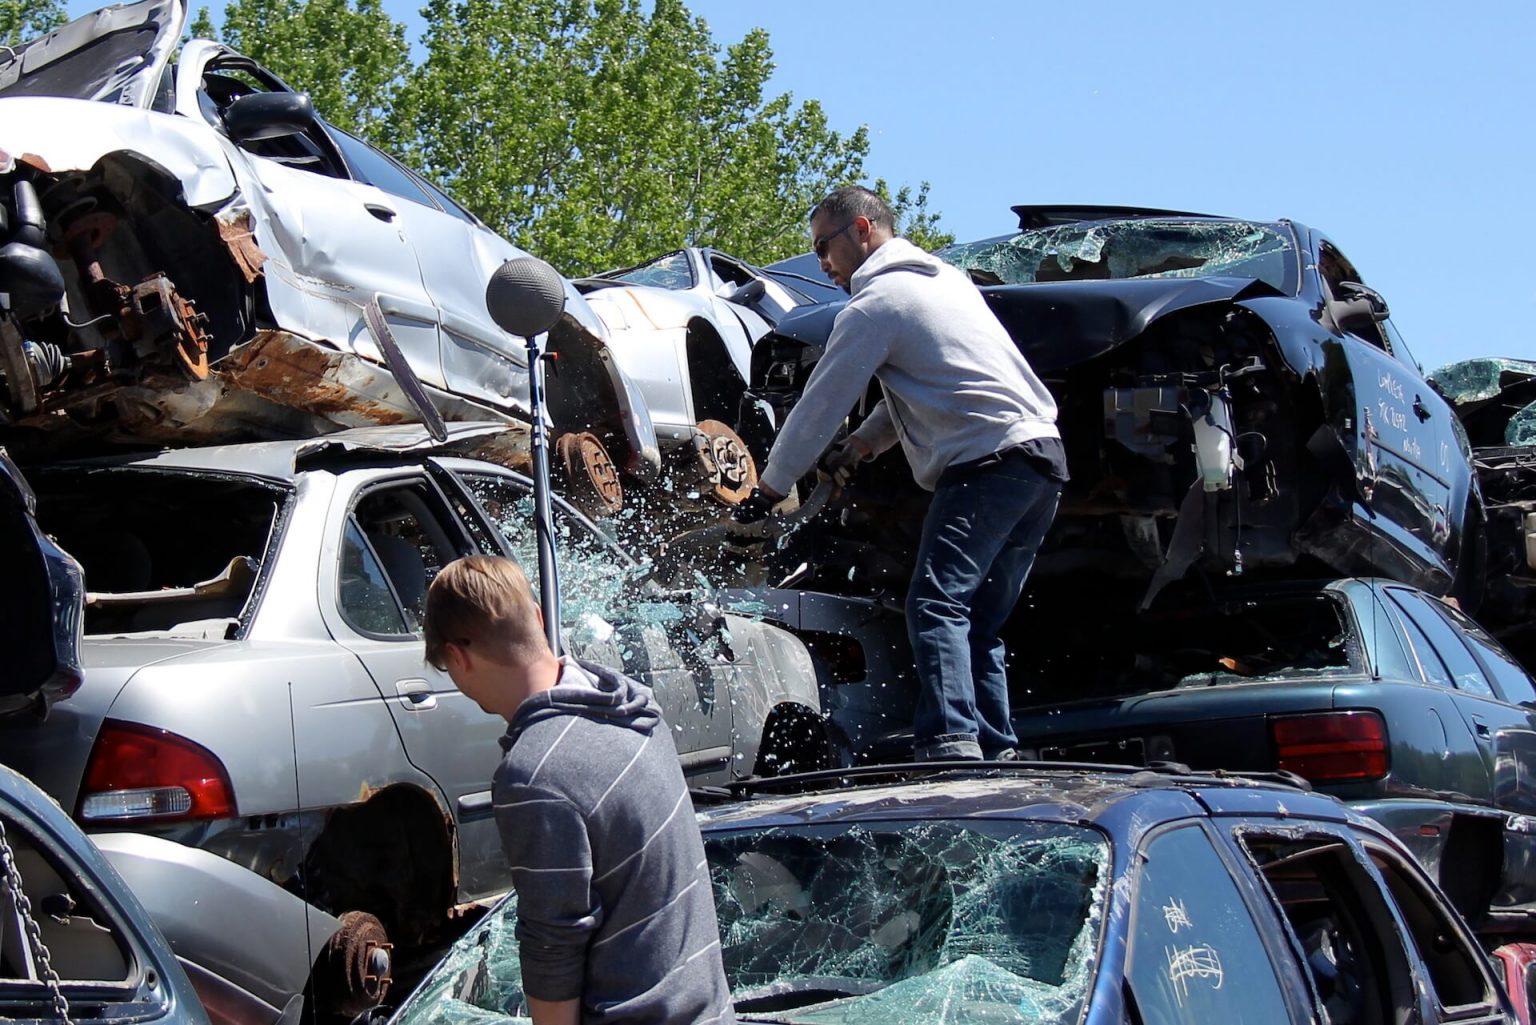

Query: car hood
765;275;1284;372
1430;357;1536;449
0;0;184;108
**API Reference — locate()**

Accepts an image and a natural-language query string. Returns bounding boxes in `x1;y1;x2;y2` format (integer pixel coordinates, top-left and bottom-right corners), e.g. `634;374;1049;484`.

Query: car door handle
365;203;397;222
396;679;437;711
1473;717;1492;738
1413;396;1431;422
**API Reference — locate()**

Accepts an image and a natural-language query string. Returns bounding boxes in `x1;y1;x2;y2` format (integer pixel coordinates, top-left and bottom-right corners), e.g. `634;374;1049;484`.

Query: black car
745;207;1483;609
1008;576;1536;925
383;763;1515;1024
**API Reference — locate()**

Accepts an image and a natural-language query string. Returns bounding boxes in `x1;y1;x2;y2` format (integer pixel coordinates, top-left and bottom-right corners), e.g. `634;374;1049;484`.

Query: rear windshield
391;819;1109;1025
940;219;1298;295
1015;593;1358;705
32;469;287;638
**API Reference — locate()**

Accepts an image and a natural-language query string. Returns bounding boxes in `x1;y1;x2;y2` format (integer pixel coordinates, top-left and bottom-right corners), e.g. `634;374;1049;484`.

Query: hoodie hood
501;657;659;750
849;237;943;296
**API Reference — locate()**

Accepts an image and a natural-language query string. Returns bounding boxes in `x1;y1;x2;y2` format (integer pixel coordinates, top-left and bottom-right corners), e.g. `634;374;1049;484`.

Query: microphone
485;256;567;338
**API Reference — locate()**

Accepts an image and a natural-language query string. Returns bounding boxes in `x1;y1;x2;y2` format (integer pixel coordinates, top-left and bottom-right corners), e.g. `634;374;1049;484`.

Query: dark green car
1010;577;1536;925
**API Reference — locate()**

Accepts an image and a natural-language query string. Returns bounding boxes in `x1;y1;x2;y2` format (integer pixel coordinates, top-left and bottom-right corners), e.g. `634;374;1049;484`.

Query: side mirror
723;278;766;306
485;257;567;338
224;91;316;145
1338;281;1390;321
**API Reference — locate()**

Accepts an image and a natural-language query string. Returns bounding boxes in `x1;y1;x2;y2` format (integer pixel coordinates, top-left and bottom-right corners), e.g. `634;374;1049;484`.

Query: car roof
695;762;1364;838
40;422;517;483
1009;204;1230;229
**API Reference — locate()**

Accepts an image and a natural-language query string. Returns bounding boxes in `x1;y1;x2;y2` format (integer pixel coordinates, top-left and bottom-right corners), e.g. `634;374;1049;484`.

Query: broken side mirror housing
1327;280;1391;338
224;92;317;145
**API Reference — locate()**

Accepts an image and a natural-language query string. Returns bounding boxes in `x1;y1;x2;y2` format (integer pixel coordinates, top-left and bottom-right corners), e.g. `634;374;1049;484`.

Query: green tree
194;0;407;137
387;0;873;274
877;179;954;253
1;0;63;47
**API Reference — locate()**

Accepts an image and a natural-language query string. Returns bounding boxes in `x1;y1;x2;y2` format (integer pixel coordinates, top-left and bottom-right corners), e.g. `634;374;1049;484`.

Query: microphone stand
525;331;562;655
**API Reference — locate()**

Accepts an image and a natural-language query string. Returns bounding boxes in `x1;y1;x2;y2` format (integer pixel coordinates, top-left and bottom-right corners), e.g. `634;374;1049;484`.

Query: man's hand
819;437;870;486
732;487;780;524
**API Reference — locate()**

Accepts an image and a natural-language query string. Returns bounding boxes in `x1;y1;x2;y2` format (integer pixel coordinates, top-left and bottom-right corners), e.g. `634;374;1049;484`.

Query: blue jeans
907;453;1061;760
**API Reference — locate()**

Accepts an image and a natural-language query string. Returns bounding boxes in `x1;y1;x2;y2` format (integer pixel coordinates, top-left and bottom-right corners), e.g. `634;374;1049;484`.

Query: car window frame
1385;586;1498;698
1355;837;1502;1018
333;471;477;643
1432;600;1536;706
324;121;444;211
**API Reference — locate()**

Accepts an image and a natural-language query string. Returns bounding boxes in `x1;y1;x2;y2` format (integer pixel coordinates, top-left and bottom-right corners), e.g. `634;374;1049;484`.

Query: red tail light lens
1271;711;1389;782
78;720;235;822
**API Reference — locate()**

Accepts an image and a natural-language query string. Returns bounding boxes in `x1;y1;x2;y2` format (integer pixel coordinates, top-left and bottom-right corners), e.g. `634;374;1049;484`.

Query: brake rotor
312;910;392;1018
692;419;758;505
556;431;623;517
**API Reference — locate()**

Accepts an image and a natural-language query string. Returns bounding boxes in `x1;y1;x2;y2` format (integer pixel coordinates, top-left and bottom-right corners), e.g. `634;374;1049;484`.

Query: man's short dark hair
811;186;896;233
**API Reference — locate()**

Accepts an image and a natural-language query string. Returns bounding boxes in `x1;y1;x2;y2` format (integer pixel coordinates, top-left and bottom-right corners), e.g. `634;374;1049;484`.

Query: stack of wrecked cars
0;0;826;519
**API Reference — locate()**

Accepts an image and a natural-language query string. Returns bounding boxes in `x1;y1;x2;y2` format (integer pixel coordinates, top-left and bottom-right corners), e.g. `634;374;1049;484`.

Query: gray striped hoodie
493;657;734;1025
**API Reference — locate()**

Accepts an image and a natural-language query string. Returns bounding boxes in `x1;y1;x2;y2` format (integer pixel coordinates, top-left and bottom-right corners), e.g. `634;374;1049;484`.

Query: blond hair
423;555;548;669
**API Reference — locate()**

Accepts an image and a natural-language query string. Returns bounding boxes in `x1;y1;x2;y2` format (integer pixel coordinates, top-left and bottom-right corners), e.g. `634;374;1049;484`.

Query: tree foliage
1;0;63;47
196;0;407;137
386;0;874;274
189;0;946;274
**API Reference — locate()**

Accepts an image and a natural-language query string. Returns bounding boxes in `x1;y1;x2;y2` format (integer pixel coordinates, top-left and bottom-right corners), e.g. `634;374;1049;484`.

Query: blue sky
66;0;1534;374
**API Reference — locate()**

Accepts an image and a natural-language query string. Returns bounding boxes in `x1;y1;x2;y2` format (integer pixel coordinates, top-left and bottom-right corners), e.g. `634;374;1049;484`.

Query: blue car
382;763;1515;1023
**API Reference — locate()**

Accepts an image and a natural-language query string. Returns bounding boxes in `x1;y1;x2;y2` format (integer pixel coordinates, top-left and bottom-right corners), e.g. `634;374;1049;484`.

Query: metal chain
0;817;75;1024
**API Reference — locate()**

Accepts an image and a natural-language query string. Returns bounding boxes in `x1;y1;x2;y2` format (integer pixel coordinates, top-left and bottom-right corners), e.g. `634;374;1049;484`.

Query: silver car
0;0;657;505
0;424;825;1025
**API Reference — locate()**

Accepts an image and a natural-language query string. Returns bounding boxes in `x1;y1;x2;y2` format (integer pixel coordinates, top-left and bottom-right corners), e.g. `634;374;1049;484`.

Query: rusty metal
691;419;758;505
557;430;623;517
214;211;266;284
129;275;211;379
312;910;392;1018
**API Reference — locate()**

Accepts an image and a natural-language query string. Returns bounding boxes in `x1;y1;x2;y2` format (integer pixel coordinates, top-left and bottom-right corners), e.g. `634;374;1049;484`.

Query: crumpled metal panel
0;97;238;208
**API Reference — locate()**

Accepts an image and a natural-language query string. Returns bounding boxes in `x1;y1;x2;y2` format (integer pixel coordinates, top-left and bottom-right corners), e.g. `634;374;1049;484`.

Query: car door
449;467;737;779
324;126;535;415
1385;586;1535;813
1315;238;1454;569
1124;822;1307;1025
174;44;446;391
1232;826;1510;1024
321;469;511;900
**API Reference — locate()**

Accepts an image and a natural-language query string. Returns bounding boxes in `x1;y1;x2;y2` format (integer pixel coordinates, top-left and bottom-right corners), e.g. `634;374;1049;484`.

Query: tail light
78;720;235;822
1270;710;1389;782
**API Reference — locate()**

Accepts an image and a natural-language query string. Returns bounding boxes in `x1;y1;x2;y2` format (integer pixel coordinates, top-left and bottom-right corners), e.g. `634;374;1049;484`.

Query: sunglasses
813;220;858;259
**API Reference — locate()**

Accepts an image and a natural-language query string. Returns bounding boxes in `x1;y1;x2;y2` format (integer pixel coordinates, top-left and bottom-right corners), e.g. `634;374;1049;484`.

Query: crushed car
1006;576;1536;929
1431;357;1536;672
574;247;822;505
0;0;659;511
750;206;1484;607
0;423;827;1024
384;762;1519;1024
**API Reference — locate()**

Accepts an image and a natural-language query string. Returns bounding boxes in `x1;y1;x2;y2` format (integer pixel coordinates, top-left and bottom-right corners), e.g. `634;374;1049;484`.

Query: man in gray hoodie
423;555;733;1025
736;186;1066;762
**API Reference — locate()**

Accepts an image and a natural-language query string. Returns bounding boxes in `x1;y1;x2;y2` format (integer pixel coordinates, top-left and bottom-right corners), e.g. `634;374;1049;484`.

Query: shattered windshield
940;219;1298;295
604;251;695;290
391;819;1108;1025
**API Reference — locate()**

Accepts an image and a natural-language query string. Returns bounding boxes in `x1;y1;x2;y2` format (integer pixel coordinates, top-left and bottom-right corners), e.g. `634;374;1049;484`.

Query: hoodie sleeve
496;781;601;1001
760;306;891;495
848;398;899;456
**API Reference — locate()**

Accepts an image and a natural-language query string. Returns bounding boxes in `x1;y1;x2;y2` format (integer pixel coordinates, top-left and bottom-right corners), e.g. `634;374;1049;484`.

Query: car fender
95;831;339;1022
0;97;238;209
724;617;822;771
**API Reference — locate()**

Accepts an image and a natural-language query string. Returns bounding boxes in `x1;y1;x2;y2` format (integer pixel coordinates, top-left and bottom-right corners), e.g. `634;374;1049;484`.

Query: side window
418;176;481;227
1438;603;1536;705
1363;844;1492;1013
1239;833;1415;1025
338;481;469;637
328;125;438;208
457;472;631;627
1127;825;1294;1025
1386;589;1496;697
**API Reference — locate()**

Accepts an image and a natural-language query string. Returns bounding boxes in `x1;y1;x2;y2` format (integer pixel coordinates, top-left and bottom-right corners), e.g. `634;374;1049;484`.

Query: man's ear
443;641;473;675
